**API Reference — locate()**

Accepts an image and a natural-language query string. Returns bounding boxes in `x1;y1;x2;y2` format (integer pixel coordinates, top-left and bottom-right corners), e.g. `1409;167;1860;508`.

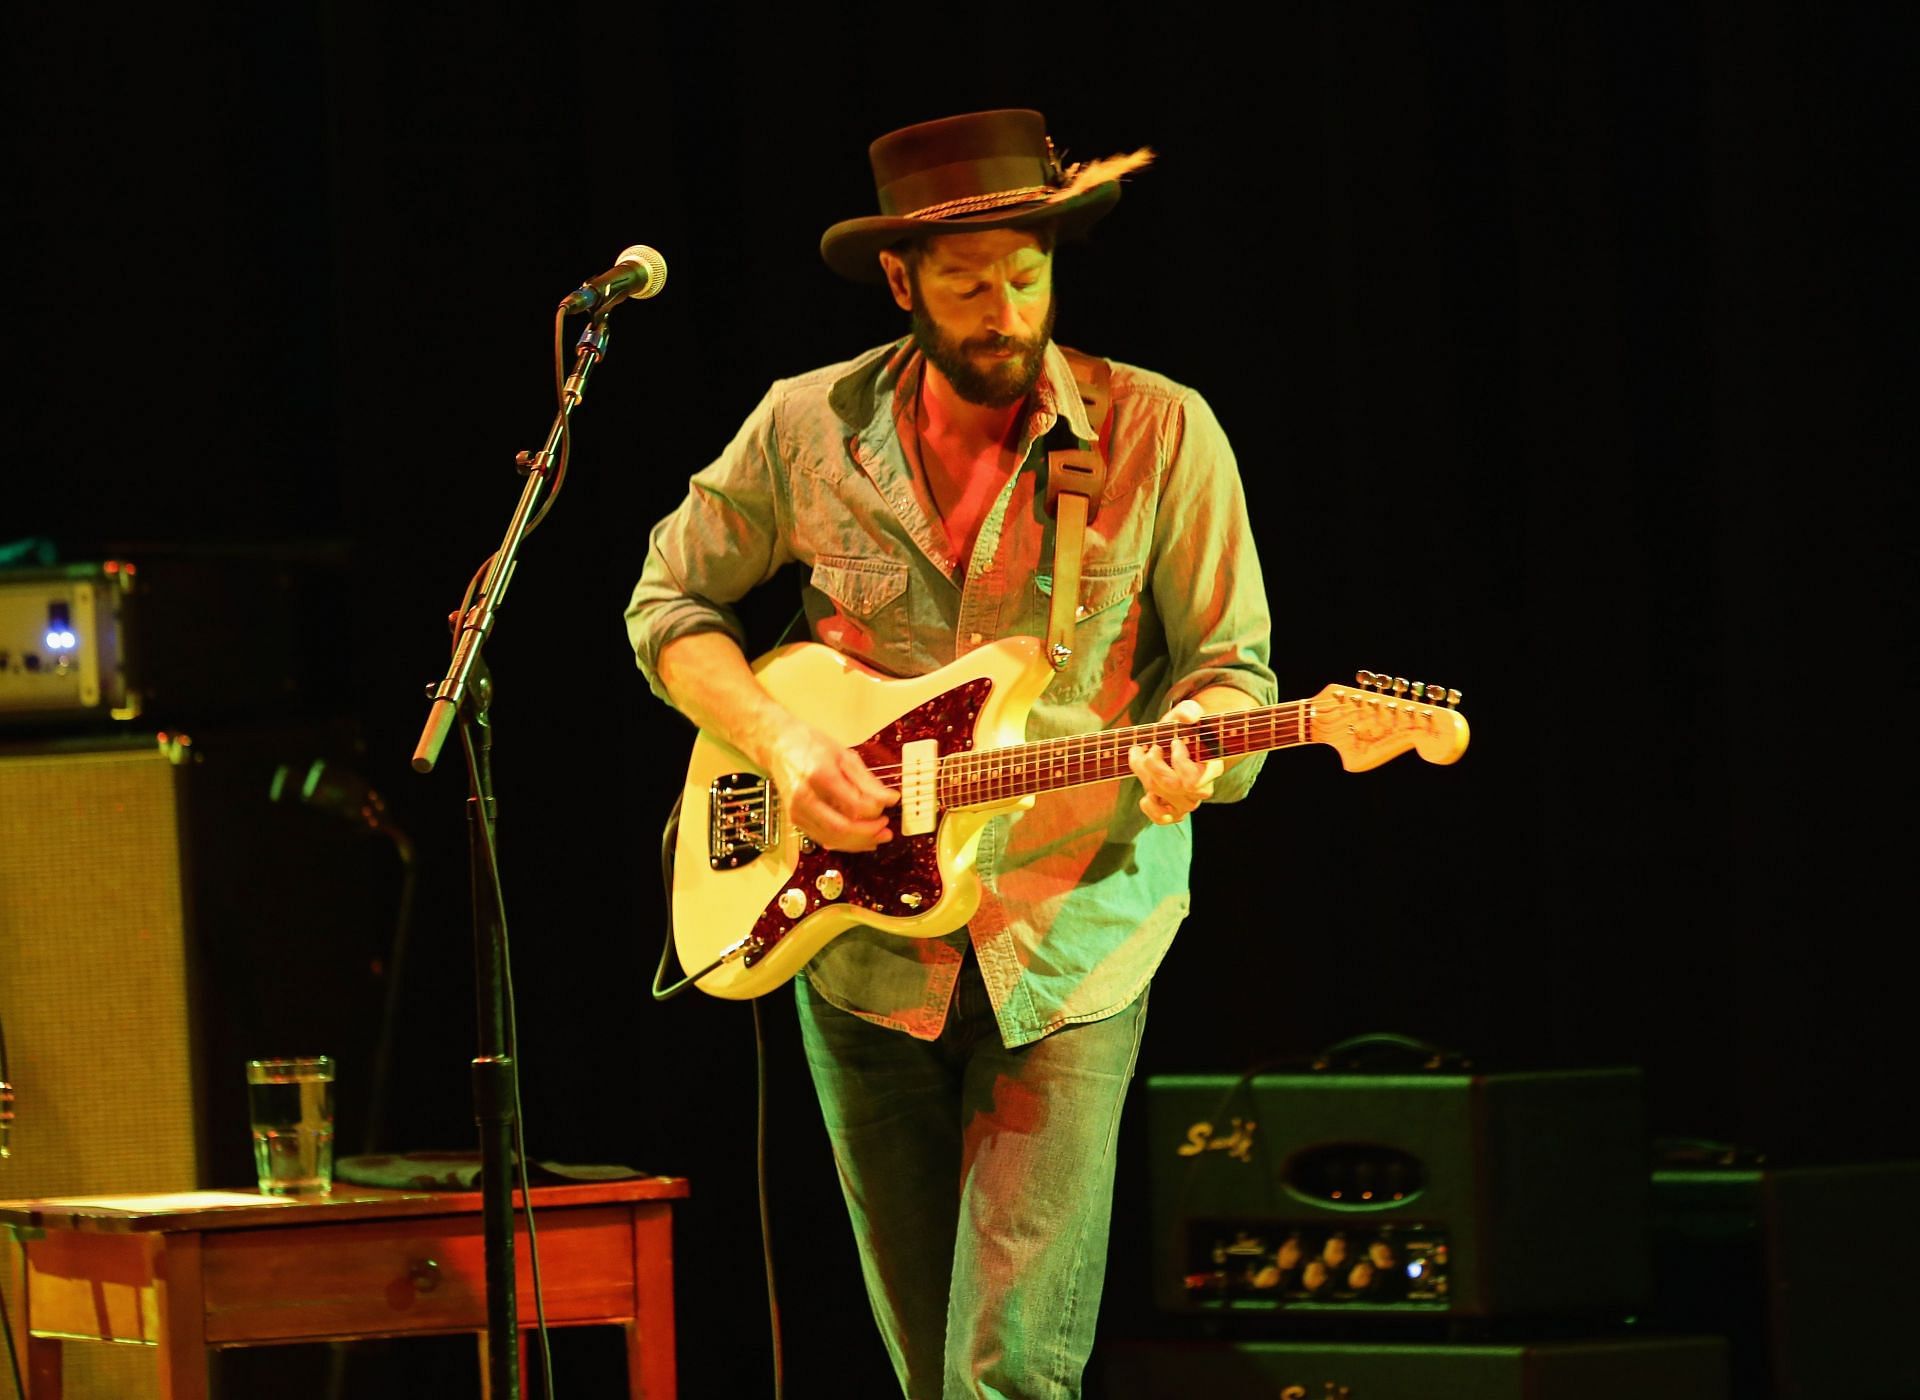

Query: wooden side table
0;1177;689;1399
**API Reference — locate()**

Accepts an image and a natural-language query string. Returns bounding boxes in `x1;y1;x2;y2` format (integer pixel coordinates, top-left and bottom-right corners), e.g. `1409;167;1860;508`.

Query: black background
7;3;1912;1396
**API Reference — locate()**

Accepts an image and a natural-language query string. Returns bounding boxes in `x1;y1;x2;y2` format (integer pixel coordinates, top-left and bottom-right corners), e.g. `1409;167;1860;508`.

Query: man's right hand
655;631;898;852
765;724;899;852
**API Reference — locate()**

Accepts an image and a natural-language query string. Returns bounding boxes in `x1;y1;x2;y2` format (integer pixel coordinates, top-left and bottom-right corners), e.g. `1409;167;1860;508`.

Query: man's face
883;229;1056;408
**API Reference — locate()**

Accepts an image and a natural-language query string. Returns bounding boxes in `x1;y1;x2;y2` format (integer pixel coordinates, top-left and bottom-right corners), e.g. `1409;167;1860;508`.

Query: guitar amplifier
0;738;202;1399
0;551;349;728
0;562;137;721
1146;1065;1650;1320
1099;1335;1729;1400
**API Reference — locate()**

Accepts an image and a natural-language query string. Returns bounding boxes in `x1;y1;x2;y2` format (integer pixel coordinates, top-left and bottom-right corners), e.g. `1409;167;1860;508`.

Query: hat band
903;185;1054;221
878;154;1050;216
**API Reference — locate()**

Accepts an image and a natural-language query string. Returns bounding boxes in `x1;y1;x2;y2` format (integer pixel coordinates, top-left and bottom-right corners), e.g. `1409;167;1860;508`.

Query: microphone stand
411;312;614;1400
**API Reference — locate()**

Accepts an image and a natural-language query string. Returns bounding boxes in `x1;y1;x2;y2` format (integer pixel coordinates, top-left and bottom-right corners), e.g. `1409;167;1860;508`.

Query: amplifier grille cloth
2;745;201;1400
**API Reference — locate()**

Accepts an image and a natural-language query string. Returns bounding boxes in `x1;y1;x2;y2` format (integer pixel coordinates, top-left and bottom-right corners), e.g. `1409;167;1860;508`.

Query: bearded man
626;109;1275;1400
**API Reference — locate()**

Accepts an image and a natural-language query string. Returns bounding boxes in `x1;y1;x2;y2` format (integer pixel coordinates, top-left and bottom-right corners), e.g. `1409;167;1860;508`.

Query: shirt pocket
1032;563;1144;704
808;554;912;665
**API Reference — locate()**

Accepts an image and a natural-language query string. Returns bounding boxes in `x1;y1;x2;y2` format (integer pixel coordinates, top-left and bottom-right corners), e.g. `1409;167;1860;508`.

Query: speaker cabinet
2;730;396;1398
1100;1335;1728;1400
1651;1160;1920;1399
1;738;203;1399
1146;1069;1650;1320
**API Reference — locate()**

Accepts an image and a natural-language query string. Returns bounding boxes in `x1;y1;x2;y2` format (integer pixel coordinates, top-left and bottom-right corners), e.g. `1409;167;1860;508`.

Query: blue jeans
795;952;1150;1400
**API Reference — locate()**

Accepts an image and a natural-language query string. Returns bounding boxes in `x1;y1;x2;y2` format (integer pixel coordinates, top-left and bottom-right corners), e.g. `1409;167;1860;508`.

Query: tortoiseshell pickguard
743;676;993;965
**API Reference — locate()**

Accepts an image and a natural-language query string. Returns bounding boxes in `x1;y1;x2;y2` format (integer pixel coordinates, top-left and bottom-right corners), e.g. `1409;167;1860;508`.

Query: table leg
150;1233;208;1400
628;1205;676;1399
25;1335;61;1399
10;1227;60;1400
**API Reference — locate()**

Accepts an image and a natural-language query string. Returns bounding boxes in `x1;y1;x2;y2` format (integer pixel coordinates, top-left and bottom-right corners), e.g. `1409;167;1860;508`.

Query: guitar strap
1043;346;1113;672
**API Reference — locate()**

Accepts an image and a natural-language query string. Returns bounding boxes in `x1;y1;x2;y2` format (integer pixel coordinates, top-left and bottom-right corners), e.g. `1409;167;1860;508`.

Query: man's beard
910;289;1058;409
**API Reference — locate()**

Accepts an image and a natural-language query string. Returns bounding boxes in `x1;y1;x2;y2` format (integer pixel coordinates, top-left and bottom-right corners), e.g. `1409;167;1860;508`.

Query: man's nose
979;285;1020;333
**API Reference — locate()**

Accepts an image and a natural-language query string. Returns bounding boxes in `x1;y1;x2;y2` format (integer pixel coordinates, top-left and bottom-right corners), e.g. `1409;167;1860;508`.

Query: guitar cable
650;792;757;999
648;606;808;1394
652;793;786;1398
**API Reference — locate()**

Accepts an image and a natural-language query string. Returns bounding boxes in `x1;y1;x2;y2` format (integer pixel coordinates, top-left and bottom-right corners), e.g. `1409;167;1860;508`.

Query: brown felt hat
820;109;1151;283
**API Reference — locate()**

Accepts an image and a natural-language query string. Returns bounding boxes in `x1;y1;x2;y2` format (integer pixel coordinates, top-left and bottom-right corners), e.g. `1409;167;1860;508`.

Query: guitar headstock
1307;671;1470;771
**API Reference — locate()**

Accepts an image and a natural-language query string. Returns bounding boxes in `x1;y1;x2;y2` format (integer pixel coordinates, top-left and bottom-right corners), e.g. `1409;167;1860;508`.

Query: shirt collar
828;336;1098;445
1031;339;1098;443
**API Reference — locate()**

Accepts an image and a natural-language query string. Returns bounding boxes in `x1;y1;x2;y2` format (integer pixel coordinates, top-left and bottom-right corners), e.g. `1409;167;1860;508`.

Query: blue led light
44;629;77;651
1407;1261;1424;1278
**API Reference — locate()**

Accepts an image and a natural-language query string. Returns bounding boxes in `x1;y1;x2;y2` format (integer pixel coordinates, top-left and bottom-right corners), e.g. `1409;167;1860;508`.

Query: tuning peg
1409;681;1426;700
1445;687;1462;707
1355;670;1375;689
1392;677;1409;696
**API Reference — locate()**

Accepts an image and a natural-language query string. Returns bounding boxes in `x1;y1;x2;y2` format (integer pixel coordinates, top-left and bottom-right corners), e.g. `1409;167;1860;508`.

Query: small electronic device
0;562;137;722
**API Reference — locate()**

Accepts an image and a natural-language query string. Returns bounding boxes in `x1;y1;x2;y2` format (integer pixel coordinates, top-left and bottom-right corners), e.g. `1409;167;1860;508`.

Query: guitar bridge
708;772;782;870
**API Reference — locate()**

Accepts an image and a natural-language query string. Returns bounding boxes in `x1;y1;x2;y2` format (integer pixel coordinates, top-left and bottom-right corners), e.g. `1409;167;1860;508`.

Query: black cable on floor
754;997;785;1400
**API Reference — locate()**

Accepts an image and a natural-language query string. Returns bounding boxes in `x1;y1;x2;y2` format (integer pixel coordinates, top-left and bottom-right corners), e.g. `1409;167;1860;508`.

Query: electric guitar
673;636;1468;998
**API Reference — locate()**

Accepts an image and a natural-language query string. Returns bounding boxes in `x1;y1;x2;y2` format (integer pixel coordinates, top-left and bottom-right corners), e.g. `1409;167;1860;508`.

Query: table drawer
201;1206;637;1343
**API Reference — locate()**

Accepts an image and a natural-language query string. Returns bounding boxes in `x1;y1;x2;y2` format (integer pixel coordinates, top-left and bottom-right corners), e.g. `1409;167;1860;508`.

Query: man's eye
954;278;1040;299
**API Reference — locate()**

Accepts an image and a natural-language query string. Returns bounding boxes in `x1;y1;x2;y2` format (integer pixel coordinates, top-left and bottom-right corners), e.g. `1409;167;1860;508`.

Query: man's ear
878;250;914;313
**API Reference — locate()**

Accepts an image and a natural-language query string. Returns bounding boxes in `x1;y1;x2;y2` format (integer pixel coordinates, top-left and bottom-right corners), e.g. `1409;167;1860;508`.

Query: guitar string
837;709;1315;799
710;715;1312;820
713;695;1451;814
711;712;1317;794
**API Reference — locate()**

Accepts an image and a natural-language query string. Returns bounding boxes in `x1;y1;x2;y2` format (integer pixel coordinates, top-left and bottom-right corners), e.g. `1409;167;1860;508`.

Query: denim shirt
626;337;1276;1047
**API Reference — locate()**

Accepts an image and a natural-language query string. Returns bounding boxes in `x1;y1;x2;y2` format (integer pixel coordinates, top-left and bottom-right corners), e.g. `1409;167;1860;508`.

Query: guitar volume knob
778;888;808;920
815;869;845;900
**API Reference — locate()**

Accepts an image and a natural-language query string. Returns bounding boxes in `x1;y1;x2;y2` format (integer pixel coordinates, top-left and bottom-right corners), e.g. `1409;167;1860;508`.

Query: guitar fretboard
937;703;1311;807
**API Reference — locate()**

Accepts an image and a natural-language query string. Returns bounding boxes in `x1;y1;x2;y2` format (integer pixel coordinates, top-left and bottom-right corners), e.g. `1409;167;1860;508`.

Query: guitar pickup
708;772;782;870
899;739;938;837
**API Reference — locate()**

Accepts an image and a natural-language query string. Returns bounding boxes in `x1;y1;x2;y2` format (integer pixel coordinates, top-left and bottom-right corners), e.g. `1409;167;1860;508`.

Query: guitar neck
940;702;1310;807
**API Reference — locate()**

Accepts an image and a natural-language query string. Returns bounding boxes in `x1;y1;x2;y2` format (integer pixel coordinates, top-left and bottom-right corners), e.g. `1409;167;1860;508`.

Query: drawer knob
408;1257;441;1293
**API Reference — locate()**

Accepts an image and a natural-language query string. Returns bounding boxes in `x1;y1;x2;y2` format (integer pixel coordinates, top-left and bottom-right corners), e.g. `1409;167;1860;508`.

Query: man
626;109;1275;1399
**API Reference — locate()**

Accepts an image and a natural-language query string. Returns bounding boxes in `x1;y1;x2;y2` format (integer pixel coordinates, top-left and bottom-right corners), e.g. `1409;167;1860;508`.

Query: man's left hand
1128;698;1224;825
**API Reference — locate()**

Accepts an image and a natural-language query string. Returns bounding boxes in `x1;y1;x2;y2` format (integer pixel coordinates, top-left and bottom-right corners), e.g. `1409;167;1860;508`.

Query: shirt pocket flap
1035;565;1142;622
811;556;909;617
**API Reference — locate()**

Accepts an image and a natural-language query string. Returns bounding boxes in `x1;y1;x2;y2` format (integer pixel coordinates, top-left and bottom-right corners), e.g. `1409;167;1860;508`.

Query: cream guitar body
672;637;1467;999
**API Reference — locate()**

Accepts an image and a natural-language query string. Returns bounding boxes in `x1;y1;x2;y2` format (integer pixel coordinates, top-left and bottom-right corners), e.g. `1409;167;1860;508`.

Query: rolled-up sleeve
625;385;793;706
1150;388;1277;803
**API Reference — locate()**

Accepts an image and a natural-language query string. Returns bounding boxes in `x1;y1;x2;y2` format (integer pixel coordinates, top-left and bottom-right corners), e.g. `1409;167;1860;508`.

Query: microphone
560;244;668;315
